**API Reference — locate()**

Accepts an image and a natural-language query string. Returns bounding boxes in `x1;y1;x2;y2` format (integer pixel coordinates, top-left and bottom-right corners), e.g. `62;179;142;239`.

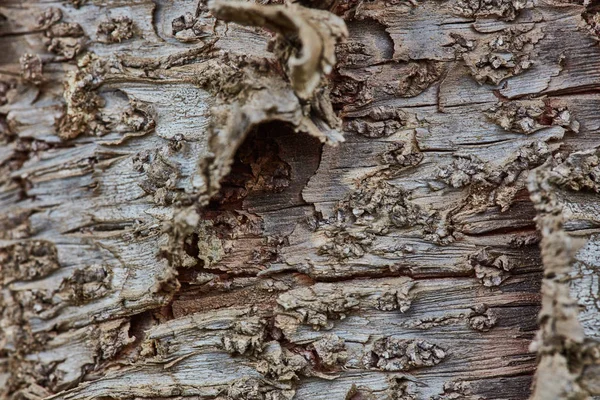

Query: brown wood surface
0;0;599;399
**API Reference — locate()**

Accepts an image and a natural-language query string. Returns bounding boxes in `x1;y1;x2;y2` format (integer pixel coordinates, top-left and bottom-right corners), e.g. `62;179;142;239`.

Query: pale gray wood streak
1;0;600;399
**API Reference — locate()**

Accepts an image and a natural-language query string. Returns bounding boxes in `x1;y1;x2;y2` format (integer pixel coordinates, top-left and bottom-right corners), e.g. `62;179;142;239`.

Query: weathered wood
1;0;599;399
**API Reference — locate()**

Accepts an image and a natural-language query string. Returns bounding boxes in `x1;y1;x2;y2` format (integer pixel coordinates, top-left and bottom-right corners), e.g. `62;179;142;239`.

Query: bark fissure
1;0;600;399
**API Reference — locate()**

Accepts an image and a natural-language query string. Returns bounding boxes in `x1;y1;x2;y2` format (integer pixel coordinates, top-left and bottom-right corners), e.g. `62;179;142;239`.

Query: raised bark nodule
1;0;599;399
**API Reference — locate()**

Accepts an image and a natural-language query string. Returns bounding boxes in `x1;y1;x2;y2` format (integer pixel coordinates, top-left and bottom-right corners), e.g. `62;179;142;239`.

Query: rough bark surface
0;0;599;399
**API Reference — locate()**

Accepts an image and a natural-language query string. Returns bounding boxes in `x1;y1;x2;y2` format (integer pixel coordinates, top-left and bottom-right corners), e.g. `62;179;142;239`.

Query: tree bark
0;0;599;399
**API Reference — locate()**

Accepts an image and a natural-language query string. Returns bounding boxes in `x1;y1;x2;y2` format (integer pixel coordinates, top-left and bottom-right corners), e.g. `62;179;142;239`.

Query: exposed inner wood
0;0;599;399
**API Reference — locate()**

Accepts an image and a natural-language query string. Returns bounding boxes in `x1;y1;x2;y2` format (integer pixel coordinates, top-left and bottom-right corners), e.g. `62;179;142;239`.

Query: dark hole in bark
201;120;322;223
207;121;294;211
173;121;322;314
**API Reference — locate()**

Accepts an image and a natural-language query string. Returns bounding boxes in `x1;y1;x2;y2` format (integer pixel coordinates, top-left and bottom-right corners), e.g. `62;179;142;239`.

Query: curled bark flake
255;339;343;382
276;284;360;329
311;334;347;369
432;380;481;400
528;155;590;400
33;7;86;60
68;0;87;8
172;11;212;43
99;96;157;145
0;240;60;285
58;265;112;306
97;16;135;44
275;279;414;330
345;384;377;400
395;61;446;98
547;150;600;193
209;0;348;100
19;54;43;86
134;145;183;206
468;304;498;332
583;11;600;43
437;155;488;189
36;8;63;30
366;337;446;372
43;21;86;60
46;22;85;38
375;286;414;312
452;0;533;21
486;99;579;135
468;249;514;287
437;141;557;211
318;227;375;260
200;75;340;204
337;180;425;234
345;106;415;138
386;376;419;400
463;26;544;85
0;79;17;108
256;341;311;382
57;54;107;140
222;316;267;356
226;377;295;399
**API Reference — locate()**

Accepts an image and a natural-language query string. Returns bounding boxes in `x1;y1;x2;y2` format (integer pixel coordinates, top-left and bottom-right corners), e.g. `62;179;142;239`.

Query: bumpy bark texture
0;0;599;399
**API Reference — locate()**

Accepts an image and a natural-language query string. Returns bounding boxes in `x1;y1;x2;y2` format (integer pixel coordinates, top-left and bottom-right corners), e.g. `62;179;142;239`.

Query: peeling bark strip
209;0;348;100
528;152;600;400
1;0;600;399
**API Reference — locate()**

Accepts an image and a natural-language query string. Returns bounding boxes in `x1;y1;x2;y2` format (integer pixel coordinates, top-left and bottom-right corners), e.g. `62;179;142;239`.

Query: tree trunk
1;0;599;399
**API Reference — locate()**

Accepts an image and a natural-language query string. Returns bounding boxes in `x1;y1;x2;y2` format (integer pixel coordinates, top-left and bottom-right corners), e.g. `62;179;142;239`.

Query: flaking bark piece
209;0;348;100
